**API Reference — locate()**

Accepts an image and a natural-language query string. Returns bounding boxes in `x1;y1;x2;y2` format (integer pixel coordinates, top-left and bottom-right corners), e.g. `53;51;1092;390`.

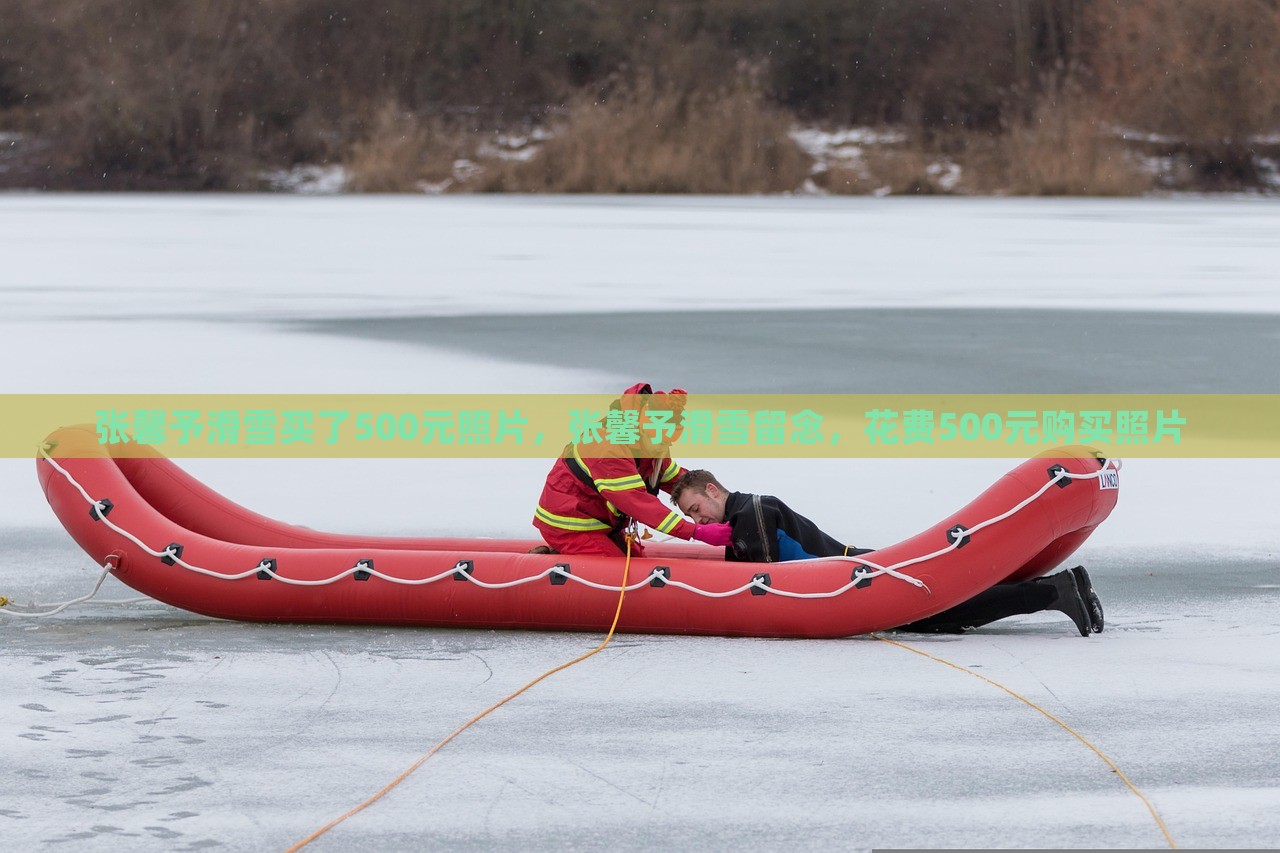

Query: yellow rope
285;536;636;853
872;633;1178;849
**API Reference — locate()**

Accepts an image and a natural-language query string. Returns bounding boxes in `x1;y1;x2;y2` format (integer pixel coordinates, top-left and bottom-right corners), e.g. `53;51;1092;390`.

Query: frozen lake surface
5;528;1278;851
301;306;1280;393
2;196;1278;850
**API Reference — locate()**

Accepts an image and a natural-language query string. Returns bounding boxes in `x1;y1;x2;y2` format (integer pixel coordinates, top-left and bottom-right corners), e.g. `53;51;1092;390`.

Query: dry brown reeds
814;89;1152;197
974;93;1152;196
481;76;812;194
343;104;464;193
816;146;955;196
2;0;1276;192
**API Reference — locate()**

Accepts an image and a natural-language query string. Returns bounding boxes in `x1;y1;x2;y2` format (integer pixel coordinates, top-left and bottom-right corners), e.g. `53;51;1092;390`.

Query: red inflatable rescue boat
37;427;1119;639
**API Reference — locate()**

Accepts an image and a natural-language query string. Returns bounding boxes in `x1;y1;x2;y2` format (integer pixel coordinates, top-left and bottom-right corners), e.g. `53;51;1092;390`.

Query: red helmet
617;382;653;411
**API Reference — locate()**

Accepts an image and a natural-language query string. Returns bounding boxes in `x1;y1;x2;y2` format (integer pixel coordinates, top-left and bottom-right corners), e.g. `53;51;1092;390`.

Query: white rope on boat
22;447;1119;615
0;555;152;618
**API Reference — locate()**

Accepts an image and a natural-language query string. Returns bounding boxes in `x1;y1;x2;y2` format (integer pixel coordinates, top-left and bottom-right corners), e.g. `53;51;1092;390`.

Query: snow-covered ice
4;195;1280;323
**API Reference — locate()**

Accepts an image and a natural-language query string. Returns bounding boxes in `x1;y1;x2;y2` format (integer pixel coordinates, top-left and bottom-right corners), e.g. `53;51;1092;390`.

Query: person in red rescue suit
532;384;734;557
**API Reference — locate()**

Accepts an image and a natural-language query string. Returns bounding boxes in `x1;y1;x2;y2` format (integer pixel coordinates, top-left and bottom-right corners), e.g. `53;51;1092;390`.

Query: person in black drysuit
670;469;1104;636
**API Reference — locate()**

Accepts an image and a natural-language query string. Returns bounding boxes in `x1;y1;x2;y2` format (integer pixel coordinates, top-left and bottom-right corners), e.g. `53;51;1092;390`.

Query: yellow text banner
3;394;1277;458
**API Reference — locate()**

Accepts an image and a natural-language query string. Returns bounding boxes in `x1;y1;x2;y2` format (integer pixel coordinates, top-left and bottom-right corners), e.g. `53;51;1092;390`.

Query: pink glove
691;522;734;547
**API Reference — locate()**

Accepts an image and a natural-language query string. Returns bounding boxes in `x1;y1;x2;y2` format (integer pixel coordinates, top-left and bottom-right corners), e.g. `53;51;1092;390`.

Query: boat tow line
284;530;638;852
871;633;1177;849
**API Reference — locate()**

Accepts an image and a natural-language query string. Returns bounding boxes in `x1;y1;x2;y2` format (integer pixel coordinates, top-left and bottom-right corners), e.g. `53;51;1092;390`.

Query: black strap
563;445;596;490
564;444;662;496
561;447;630;535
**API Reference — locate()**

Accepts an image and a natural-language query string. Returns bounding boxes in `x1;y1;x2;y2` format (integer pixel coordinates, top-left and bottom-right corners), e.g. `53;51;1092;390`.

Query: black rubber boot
1037;570;1091;637
1070;565;1104;633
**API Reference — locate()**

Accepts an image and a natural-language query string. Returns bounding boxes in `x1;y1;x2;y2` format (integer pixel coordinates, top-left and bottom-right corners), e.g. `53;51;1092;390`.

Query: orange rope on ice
872;633;1178;849
285;534;637;853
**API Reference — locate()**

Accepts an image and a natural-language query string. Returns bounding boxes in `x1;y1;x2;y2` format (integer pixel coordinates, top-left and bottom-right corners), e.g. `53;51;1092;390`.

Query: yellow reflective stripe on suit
534;506;612;531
